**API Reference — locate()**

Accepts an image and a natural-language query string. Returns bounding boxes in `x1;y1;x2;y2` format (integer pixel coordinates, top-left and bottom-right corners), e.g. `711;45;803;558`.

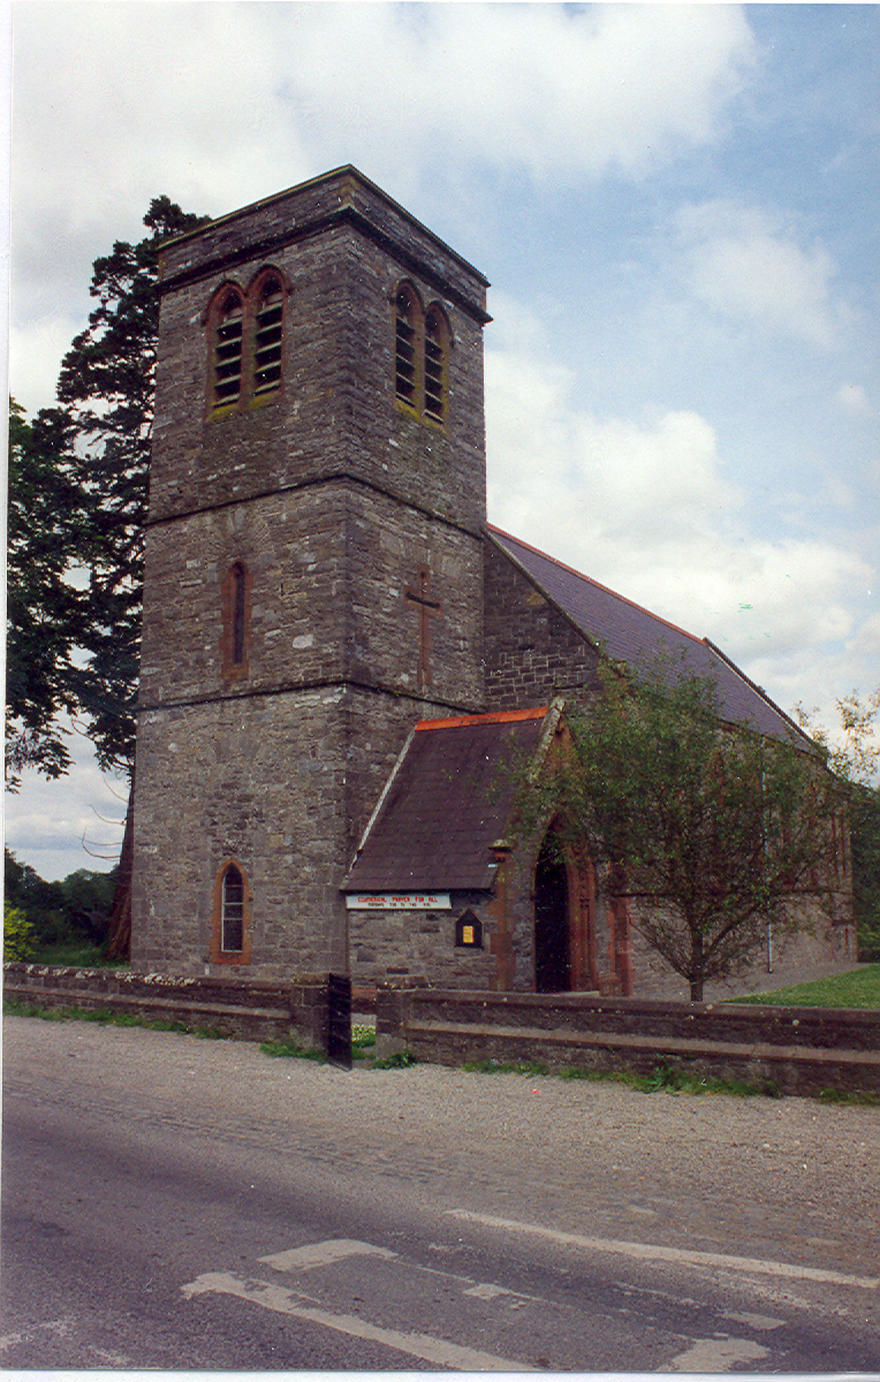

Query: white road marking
723;1310;786;1331
668;1336;771;1372
260;1239;395;1272
465;1282;516;1300
0;1317;76;1351
180;1270;536;1371
447;1209;880;1290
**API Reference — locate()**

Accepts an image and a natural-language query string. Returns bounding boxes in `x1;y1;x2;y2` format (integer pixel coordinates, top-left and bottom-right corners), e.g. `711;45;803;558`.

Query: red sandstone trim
415;706;548;732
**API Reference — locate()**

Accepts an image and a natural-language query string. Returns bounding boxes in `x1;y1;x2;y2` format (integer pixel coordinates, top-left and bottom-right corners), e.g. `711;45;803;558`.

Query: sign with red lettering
345;893;451;911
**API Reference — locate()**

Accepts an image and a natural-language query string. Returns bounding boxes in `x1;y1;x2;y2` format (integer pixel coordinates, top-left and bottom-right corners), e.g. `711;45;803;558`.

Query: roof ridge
485;522;705;649
704;639;814;746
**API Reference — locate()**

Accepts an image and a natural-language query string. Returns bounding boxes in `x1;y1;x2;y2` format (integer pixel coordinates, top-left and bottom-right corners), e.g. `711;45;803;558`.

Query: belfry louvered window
424;305;449;424
208;270;286;416
213;291;244;409
394;283;451;426
253;277;284;398
394;286;418;408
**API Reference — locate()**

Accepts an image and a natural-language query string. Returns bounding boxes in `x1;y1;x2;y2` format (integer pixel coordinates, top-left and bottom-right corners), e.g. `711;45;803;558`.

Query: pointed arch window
424;304;450;424
222;864;245;952
208;269;287;417
212;289;245;410
394;284;419;408
393;283;452;426
211;859;252;964
221;560;251;681
253;275;284;399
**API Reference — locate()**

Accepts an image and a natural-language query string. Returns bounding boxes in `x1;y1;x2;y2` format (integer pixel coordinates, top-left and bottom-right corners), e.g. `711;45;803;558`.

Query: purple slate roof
343;709;549;893
487;525;808;745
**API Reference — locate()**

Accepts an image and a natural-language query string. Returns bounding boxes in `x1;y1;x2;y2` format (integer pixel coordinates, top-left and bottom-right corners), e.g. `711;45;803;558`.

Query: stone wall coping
406;1018;880;1068
398;985;879;1026
377;985;880;1052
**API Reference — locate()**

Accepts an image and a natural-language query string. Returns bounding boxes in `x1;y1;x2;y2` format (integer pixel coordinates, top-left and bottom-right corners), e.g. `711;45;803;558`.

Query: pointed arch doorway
534;833;572;992
533;827;602;992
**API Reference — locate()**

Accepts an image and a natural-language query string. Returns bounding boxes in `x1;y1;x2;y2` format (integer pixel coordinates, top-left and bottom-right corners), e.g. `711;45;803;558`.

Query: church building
131;167;854;999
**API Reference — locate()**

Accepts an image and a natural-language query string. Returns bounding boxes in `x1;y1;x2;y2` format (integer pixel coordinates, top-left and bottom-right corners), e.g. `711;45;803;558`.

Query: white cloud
7;314;83;413
674;200;846;348
835;382;874;418
4;724;127;881
11;4;755;275
851;612;880;657
485;300;873;710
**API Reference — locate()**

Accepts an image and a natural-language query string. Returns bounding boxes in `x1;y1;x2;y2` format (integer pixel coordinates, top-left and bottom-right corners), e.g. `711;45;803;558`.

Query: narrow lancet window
424;305;450;424
213;290;244;409
394;285;419;408
221;865;245;953
222;560;250;681
253;277;284;398
231;562;247;666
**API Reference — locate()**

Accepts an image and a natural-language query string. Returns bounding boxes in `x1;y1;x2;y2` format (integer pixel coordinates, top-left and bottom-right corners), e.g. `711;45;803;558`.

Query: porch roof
342;708;550;893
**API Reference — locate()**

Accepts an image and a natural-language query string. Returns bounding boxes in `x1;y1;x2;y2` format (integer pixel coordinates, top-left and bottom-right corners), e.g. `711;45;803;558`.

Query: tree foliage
520;661;845;1001
5;401;84;786
5;198;209;788
54;196;210;774
796;689;880;950
3;902;37;962
4;849;118;949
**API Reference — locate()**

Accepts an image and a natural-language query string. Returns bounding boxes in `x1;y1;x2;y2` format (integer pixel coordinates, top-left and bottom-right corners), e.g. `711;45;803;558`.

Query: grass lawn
734;965;880;1009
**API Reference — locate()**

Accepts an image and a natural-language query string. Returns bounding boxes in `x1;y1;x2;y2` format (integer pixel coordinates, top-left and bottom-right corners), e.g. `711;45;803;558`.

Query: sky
5;1;879;881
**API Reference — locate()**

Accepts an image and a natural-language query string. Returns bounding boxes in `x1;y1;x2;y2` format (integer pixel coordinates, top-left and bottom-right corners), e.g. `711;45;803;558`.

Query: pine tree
7;198;209;953
57;197;209;775
5;400;84;786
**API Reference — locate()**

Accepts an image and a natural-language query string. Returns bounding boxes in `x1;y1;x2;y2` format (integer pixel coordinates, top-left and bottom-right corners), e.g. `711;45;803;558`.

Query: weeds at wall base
3;997;229;1041
462;1053;879;1104
5;1000;876;1102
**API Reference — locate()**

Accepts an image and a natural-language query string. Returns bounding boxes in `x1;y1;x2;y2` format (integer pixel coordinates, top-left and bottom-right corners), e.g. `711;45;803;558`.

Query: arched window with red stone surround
211;286;245;412
211;859;252;964
423;302;451;425
394;281;422;411
221;560;252;681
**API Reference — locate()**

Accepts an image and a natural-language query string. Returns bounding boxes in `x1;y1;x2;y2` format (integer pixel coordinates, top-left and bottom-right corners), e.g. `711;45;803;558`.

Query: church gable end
483;531;603;712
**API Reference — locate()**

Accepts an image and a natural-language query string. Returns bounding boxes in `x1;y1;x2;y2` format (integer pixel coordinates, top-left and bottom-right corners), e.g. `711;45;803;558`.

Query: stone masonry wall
134;169;492;980
151;177;488;535
4;965;330;1050
482;539;603;712
347;891;497;989
133;688;350;976
376;986;880;1096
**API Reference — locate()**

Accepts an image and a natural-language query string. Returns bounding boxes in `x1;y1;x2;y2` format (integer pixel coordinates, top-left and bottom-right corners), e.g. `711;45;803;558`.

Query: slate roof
487;525;809;745
343;708;550;894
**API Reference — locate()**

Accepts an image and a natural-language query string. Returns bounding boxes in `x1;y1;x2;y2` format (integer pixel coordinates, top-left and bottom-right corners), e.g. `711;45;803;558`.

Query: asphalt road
2;1015;879;1374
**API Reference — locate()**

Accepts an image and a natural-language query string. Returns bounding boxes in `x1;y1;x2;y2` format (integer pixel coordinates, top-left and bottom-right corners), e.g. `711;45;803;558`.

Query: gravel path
5;1015;878;1280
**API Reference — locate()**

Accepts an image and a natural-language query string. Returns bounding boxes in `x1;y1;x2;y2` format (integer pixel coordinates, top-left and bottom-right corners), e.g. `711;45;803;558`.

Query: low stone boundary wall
3;964;329;1051
376;987;880;1096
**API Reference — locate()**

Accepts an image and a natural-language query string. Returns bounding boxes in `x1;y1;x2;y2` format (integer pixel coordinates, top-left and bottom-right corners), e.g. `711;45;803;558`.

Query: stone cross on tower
404;566;442;689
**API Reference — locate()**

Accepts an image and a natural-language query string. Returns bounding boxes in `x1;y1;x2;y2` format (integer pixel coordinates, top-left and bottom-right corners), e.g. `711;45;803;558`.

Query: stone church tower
131;168;491;976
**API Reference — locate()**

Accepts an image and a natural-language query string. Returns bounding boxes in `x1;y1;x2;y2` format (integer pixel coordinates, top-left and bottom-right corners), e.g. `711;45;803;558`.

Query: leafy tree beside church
517;660;850;1002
